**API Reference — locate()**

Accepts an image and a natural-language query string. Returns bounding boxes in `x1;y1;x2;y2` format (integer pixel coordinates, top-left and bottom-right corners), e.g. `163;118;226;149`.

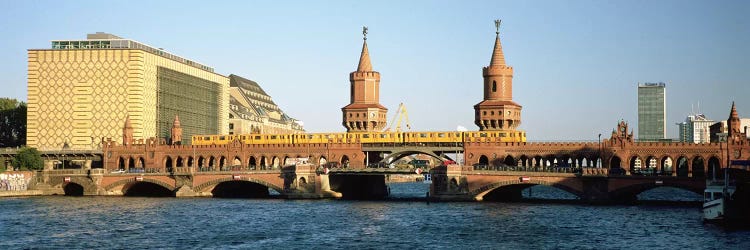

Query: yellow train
191;130;526;146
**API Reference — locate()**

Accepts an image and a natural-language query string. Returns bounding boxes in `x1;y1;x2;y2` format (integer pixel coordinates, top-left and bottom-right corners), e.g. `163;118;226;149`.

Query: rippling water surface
2;183;749;249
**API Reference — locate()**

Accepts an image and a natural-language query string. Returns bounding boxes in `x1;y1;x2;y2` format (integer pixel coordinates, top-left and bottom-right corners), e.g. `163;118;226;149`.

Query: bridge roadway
29;165;705;203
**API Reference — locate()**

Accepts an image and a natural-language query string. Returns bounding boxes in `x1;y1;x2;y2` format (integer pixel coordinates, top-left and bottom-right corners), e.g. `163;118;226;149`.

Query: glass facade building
637;82;666;141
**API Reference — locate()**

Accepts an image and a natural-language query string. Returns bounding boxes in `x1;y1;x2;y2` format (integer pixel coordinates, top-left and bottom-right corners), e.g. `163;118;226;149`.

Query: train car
404;131;463;144
464;131;526;143
191;134;236;145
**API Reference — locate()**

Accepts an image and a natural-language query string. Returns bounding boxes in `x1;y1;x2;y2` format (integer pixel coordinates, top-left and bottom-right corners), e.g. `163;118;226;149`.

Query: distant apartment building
676;114;713;143
710;119;750;142
228;75;304;135
637;82;666;141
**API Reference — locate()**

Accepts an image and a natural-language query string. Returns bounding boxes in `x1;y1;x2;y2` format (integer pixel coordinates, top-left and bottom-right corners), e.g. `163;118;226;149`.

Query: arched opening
692;156;705;178
340;155;350;168
629;156;641;175
63;183;84;196
482;184;579;202
492;80;497;92
208;156;216;167
707;156;722;179
198;156;206;167
123;182;173;197
520;155;529;167
128;157;136;169
187;157;194;167
610;156;623;175
248;156;257;170
164;156;173;169
319;157;327;166
219;156;227;168
676;156;689;177
533;156;543;167
260;156;268;169
233;156;241;167
503;155;516;166
211;181;270;198
118;157;125;170
478;155;489;166
271;156;280;168
661;156;673;175
299;177;307;184
176;157;184;167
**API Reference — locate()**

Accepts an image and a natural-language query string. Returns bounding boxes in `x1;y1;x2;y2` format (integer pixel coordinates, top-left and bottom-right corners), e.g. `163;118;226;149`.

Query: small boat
702;180;735;221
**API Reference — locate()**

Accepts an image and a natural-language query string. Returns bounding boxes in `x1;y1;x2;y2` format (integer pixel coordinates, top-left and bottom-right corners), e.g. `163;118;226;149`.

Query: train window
254;136;261;140
479;133;487;137
438;133;445;138
307;135;314;139
271;135;277;139
203;136;210;140
241;136;246;140
420;133;427;138
219;136;226;140
363;134;370;138
455;133;461;137
500;133;506;137
379;134;387;138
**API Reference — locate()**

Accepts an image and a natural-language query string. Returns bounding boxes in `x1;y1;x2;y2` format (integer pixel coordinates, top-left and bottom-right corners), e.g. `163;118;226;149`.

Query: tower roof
489;33;506;67
729;101;739;120
173;115;181;127
124;115;132;129
357;39;373;72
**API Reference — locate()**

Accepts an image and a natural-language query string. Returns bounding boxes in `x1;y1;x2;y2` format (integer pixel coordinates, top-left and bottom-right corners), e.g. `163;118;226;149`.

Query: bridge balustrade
472;164;582;174
196;165;277;172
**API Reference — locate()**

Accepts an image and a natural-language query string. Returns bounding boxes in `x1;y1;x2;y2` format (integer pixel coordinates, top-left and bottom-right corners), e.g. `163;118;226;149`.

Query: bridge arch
248;156;257;168
381;150;445;165
707;156;721;179
629;155;641;173
692;156;706;178
104;178;176;196
676;156;689;177
193;177;283;195
609;181;703;202
61;177;97;196
503;155;516;166
472;179;584;201
609;155;622;169
660;155;673;174
478;155;489;166
164;156;173;169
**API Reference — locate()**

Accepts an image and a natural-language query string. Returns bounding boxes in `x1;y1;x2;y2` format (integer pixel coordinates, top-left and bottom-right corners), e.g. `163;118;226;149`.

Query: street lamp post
598;133;602;168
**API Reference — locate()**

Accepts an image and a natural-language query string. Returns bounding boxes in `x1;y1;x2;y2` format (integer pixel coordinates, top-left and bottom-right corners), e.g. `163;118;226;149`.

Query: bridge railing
195;165;279;172
472;164;582;174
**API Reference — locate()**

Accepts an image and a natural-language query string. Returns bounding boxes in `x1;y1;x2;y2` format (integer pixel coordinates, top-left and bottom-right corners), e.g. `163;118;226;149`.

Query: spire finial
363;26;368;41
494;19;501;35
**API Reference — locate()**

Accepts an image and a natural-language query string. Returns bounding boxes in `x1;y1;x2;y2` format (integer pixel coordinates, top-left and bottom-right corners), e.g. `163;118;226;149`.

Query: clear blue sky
1;0;748;140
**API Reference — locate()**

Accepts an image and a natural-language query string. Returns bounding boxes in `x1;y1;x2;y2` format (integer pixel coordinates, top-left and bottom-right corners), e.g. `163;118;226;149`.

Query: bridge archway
272;156;280;168
63;182;84;196
187;156;194;167
128;157;136;169
233;156;241;167
609;182;702;202
123;182;174;197
629;156;641;174
248;156;257;168
676;156;689;177
478;155;489;166
164;156;173;169
692;156;705;178
661;156;673;174
193;177;283;196
198;156;206;167
609;156;622;174
176;157;184;167
219;156;227;168
118;157;125;170
473;180;583;201
381;150;445;165
208;156;216;167
319;157;327;166
341;155;350;168
260;156;268;169
503;155;516;166
707;156;721;179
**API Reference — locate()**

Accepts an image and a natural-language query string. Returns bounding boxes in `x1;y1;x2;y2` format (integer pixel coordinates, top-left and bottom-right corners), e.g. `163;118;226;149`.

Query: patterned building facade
228;74;304;135
27;33;229;150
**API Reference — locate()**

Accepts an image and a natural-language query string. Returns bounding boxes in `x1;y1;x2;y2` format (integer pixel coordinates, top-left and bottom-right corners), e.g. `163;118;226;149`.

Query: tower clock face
370;112;375;118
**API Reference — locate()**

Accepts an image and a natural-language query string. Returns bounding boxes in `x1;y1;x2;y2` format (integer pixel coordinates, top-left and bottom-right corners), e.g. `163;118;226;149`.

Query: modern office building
676;114;713;143
27;32;231;150
228;74;304;135
637;82;666;141
709;119;750;142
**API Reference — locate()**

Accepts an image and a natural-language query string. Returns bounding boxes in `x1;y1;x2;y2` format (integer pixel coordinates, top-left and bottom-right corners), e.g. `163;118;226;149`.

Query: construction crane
384;103;411;132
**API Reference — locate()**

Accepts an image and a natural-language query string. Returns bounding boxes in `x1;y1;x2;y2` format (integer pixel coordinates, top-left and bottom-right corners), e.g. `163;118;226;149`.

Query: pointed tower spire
489;19;506;66
728;101;742;137
729;101;739;119
357;26;373;72
122;115;133;145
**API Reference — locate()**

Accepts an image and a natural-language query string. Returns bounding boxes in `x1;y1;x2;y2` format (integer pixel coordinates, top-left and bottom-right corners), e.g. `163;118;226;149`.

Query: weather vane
494;19;501;35
363;26;368;40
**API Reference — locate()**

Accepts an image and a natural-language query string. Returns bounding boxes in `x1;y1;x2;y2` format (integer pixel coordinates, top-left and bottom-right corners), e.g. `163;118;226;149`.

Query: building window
492;81;497;92
229;123;234;129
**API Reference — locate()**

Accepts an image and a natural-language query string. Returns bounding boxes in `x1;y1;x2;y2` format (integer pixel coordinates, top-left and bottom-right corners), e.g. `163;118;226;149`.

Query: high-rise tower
474;20;525;141
637;82;666;141
342;26;388;132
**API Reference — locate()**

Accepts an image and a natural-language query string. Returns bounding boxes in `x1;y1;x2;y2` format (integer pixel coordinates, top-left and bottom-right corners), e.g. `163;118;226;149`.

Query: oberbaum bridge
12;22;750;202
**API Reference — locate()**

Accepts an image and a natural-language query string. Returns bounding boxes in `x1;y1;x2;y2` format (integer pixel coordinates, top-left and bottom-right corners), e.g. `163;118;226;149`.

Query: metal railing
472;164;582;174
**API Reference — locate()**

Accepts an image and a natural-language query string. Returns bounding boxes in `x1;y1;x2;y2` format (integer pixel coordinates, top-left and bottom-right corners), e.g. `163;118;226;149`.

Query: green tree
0;98;26;147
11;147;43;170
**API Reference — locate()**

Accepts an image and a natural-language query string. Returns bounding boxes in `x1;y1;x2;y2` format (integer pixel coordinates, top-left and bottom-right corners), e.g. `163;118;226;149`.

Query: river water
1;183;749;249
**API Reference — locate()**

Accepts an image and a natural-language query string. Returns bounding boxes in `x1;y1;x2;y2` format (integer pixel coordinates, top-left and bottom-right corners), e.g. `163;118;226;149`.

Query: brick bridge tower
474;20;525;140
170;115;182;145
122;115;133;145
342;26;388;132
